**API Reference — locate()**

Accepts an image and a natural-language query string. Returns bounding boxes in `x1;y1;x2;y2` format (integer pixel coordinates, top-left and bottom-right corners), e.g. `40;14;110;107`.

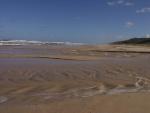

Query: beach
0;44;150;113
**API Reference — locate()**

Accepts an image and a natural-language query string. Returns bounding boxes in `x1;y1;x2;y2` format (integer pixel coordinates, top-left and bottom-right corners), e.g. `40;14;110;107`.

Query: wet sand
0;44;150;113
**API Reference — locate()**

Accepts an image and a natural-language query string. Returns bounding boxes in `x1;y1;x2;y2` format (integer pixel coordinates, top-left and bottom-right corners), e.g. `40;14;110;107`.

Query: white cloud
107;0;134;7
126;21;135;28
116;35;125;39
145;34;150;38
125;2;134;6
117;0;124;4
107;1;115;6
136;7;150;13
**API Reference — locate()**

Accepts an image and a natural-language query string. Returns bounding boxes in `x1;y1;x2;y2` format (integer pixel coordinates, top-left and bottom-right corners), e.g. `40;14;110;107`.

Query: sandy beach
0;44;150;113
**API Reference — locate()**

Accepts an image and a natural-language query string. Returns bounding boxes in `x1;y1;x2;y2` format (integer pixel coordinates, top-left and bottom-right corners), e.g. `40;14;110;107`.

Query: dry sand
0;44;150;113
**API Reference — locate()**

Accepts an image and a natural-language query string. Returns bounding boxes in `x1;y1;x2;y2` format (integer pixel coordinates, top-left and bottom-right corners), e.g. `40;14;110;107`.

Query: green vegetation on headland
112;38;150;45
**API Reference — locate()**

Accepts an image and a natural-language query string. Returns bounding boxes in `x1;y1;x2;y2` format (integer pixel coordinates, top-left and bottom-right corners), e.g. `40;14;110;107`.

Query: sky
0;0;150;44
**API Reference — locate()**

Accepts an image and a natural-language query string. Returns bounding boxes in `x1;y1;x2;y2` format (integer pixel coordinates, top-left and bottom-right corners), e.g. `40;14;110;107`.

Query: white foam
0;96;8;104
0;40;85;46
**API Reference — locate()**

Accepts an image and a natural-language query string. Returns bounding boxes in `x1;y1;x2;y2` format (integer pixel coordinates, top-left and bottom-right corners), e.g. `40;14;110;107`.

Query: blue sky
0;0;150;43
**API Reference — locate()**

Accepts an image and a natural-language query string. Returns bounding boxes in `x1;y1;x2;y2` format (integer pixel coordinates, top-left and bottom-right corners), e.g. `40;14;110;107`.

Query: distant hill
112;38;150;45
